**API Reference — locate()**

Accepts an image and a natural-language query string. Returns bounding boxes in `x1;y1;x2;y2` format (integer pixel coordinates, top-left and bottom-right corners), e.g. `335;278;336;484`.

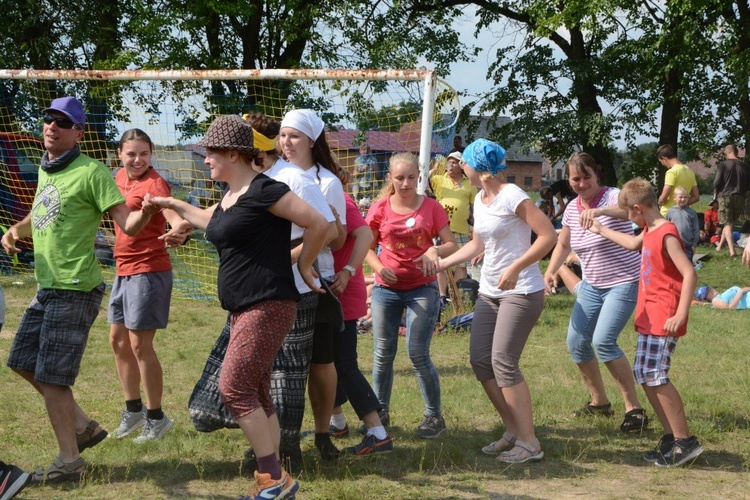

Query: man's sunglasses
43;114;83;130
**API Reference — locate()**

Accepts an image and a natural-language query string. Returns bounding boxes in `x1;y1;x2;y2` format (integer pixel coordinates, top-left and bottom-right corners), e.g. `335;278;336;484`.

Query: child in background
589;178;703;468
701;199;719;244
665;186;699;263
694;285;750;309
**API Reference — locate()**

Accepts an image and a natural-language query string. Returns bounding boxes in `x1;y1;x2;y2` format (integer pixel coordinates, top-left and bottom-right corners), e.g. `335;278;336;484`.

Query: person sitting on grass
700;198;719;244
548;252;583;296
588;178;703;468
694;285;750;309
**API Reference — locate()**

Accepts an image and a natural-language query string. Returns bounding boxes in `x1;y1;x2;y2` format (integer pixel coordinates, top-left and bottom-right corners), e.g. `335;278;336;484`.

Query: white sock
367;425;387;440
330;412;346;429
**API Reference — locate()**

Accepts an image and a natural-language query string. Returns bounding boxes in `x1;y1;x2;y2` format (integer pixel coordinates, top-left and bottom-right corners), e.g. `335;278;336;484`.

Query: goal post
0;69;459;300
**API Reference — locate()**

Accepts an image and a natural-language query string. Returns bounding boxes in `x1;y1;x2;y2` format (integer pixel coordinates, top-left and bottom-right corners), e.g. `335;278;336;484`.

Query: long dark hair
311;133;347;184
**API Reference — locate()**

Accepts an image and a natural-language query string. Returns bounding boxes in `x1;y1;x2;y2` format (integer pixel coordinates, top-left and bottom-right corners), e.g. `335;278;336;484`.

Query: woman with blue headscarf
438;139;556;463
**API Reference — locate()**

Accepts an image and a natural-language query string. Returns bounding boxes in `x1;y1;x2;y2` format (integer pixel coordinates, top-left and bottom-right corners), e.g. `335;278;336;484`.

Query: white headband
280;109;325;141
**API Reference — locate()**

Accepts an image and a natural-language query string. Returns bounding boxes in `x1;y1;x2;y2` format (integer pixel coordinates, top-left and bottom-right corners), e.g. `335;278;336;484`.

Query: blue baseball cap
43;97;86;127
695;285;709;301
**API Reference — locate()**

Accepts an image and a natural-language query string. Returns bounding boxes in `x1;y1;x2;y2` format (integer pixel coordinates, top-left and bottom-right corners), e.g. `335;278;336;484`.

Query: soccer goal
0;69;459;300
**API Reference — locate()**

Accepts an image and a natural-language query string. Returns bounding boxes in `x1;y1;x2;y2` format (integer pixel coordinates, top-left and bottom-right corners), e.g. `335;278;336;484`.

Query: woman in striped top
544;152;648;433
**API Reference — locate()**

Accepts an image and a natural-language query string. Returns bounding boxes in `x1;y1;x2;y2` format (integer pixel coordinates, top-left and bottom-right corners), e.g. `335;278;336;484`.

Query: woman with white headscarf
274;109;348;464
438;139;556;463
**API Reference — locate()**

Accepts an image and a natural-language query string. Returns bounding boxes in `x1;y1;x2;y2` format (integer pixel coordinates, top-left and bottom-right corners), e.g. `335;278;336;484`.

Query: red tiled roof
326;124;443;154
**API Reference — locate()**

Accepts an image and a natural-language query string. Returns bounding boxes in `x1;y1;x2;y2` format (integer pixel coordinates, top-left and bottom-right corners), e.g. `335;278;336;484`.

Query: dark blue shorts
7;283;105;386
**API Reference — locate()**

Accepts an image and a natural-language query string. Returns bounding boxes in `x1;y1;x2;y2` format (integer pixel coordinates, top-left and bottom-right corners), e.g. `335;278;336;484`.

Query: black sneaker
0;461;31;500
343;433;394;456
415;415;446;439
655;436;703;467
643;434;674;462
358;408;390;435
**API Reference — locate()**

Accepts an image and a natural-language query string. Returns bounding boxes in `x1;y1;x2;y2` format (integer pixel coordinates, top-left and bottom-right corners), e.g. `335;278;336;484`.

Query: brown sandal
32;456;85;483
77;420;108;452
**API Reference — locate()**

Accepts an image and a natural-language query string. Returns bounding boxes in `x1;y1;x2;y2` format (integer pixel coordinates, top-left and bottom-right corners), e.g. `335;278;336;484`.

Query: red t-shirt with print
366;195;450;290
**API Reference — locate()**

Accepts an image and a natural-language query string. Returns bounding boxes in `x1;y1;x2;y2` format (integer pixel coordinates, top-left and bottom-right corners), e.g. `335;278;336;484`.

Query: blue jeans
567;280;638;364
371;283;442;417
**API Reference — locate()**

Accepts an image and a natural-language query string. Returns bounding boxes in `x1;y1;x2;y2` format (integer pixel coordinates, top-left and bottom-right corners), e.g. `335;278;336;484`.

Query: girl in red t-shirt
365;152;457;438
108;129;192;443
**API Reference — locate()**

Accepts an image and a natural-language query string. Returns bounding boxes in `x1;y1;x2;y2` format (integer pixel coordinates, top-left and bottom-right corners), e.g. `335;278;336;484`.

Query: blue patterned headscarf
462;139;507;175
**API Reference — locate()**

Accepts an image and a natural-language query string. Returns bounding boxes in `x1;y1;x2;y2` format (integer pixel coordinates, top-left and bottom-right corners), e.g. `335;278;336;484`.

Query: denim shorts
108;270;173;330
7;283;105;386
566;280;637;364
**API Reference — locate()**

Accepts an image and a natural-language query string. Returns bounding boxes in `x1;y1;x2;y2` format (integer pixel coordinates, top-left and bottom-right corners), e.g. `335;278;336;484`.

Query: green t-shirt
31;153;125;290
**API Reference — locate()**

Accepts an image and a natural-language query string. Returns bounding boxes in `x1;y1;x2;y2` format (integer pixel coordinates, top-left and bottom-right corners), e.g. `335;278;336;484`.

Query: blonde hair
618;178;657;210
673;186;688;197
376;152;420;200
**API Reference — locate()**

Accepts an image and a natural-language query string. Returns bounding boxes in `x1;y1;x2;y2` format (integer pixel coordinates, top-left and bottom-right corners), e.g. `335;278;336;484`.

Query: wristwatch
343;265;356;277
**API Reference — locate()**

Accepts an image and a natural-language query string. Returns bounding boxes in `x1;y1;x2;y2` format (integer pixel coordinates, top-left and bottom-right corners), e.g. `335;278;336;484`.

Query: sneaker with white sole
111;408;146;439
133;415;174;443
655;436;703;467
343;433;394;456
0;461;31;500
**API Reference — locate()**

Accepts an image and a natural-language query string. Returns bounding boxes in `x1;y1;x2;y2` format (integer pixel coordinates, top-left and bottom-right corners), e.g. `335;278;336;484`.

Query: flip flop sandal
496;438;544;464
481;432;516;455
77;420;108;452
620;408;649;433
32;456;85;484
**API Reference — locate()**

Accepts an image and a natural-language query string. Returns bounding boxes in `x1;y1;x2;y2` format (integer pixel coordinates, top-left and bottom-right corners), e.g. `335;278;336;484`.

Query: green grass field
1;245;749;499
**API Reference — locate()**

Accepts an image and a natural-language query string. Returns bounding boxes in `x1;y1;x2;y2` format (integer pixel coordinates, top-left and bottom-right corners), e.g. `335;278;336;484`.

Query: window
506;175;516;184
524;176;533;186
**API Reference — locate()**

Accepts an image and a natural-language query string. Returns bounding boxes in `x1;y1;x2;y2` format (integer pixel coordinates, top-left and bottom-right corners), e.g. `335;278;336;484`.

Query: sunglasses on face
43;114;82;130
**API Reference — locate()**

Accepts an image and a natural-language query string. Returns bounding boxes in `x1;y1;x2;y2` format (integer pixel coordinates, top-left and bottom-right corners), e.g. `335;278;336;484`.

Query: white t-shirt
266;158;335;293
473;183;545;298
303;164;347;278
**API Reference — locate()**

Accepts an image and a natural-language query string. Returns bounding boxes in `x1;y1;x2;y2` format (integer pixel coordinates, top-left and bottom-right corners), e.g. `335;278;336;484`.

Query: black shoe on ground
655;436;703;467
415;415;446;439
0;461;31;500
315;433;340;462
343;433;394;456
279;445;304;474
358;408;390;435
243;445;305;476
620;408;649;433
643;434;675;462
573;401;614;417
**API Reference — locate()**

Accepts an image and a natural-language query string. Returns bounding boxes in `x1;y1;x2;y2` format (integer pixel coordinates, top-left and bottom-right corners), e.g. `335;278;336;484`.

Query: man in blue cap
1;97;159;482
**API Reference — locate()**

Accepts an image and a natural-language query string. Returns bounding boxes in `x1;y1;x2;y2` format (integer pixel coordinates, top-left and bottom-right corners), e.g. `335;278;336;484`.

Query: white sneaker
111;408;146;438
133;415;174;443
